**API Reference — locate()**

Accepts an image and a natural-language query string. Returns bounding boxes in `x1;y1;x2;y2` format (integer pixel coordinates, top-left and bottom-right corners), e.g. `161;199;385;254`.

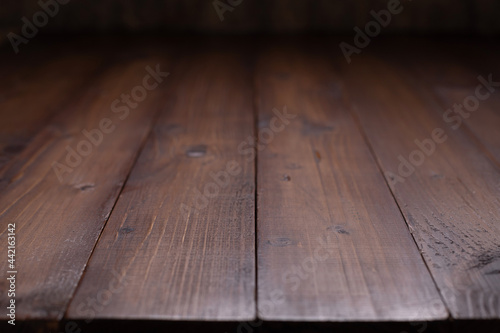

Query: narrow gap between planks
342;87;452;319
61;63;176;321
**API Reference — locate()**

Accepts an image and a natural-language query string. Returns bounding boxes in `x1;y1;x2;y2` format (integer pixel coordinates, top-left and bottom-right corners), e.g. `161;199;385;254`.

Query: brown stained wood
0;53;170;320
67;47;255;320
0;53;106;169
255;43;447;321
420;76;500;169
380;40;500;166
338;53;500;319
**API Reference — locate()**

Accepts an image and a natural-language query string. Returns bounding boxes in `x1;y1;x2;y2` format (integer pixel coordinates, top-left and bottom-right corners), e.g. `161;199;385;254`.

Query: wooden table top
0;36;499;332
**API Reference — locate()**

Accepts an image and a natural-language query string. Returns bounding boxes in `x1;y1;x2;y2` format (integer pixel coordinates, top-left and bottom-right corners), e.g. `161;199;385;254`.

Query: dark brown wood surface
0;52;105;169
255;42;447;321
385;40;500;166
338;51;500;319
0;37;499;327
67;45;256;320
0;52;170;320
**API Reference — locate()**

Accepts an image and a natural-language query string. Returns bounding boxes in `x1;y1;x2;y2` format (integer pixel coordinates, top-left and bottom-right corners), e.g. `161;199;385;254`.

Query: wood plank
338;52;500;319
255;42;447;321
67;45;256;320
0;52;106;169
0;50;171;320
381;40;500;165
435;90;500;164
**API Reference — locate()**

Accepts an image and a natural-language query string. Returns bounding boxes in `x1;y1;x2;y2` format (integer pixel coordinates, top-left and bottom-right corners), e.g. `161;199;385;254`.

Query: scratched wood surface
0;38;499;328
255;42;447;321
67;44;256;320
338;51;500;319
0;48;170;320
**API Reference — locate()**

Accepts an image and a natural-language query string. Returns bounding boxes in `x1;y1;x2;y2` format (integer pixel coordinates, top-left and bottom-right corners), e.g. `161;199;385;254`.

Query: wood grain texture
67;45;256;320
0;52;105;170
338;52;500;319
0;52;170;320
255;42;447;321
2;37;500;326
383;40;500;166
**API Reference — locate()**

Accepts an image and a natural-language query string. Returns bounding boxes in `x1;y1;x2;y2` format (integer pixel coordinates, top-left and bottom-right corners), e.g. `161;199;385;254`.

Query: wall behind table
1;0;500;35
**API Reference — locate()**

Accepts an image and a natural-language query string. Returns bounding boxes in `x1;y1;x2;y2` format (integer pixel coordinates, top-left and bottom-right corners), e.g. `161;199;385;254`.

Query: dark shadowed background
1;0;500;37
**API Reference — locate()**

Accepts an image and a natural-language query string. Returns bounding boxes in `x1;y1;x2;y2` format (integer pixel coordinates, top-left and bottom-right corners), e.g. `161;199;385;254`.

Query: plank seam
342;90;452;320
252;51;260;321
0;55;117;174
390;56;500;173
61;75;172;322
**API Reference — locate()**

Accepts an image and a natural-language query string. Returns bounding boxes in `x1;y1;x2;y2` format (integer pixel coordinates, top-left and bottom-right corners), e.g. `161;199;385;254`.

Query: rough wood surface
1;37;499;325
67;45;256;320
339;52;500;319
0;52;170;320
255;42;447;321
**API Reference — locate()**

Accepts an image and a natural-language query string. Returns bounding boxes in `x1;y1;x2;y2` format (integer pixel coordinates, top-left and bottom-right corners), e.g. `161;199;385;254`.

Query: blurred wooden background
1;0;500;35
